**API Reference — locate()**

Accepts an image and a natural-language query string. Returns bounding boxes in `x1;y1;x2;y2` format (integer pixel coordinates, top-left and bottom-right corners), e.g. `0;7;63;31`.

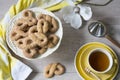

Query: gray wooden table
0;0;120;80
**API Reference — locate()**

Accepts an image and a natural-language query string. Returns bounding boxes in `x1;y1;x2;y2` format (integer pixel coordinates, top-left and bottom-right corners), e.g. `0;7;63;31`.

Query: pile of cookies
10;10;59;58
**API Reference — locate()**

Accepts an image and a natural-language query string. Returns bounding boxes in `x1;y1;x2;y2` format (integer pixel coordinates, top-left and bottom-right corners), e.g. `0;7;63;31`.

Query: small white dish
6;7;63;60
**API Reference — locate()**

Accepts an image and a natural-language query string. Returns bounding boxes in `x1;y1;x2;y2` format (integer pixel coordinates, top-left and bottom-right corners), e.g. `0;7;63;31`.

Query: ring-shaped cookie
15;18;28;29
37;14;58;33
23;10;34;18
44;63;65;78
29;32;48;47
37;19;49;33
49;18;58;33
47;34;59;48
10;27;28;41
23;47;38;58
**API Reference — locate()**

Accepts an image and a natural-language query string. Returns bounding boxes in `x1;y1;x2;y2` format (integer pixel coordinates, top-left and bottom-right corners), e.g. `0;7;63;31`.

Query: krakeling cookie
44;63;65;78
29;32;48;47
37;19;49;33
10;26;28;41
38;14;59;33
47;34;59;48
23;10;34;17
10;10;60;58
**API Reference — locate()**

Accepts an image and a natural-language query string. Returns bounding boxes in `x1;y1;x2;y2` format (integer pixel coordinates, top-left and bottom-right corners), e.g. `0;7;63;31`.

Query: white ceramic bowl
6;7;63;60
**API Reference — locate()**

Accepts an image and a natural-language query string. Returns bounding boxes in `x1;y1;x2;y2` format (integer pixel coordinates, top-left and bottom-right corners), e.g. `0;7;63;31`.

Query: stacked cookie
10;10;59;58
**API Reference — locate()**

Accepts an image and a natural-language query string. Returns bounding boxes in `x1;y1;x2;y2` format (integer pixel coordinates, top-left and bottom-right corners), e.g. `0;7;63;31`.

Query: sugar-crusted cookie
23;47;38;58
44;63;65;78
10;27;28;41
37;14;59;33
22;10;35;18
37;19;49;33
29;32;48;47
47;34;59;48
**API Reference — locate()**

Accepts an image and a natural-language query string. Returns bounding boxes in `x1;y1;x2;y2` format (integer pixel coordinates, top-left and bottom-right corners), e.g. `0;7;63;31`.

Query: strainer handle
105;35;120;48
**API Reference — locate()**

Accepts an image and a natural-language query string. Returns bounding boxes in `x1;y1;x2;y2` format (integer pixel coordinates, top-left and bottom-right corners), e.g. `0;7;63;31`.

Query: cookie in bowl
7;8;63;59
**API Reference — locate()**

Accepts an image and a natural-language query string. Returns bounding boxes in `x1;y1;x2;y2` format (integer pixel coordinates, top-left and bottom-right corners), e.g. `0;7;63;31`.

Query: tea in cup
88;48;113;73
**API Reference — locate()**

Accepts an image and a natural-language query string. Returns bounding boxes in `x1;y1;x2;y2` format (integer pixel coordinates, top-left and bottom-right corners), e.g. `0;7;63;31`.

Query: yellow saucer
75;42;119;80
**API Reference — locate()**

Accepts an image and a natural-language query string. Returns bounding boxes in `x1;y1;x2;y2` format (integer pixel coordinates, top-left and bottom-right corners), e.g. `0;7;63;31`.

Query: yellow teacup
88;48;113;73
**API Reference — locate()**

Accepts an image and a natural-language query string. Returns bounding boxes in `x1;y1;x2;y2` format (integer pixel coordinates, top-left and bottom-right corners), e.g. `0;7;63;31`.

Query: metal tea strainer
88;21;120;48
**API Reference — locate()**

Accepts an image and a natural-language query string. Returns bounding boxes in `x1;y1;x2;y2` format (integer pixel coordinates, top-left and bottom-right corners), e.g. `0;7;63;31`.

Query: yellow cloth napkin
0;0;82;80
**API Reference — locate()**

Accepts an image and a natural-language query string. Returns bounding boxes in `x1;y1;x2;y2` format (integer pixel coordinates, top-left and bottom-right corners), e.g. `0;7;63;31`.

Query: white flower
60;4;92;29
